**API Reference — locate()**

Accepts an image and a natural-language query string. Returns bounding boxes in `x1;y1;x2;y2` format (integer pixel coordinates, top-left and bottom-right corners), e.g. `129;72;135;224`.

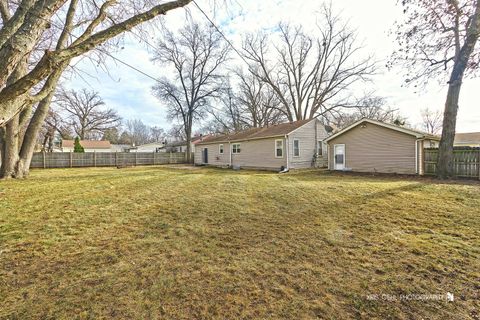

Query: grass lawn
0;166;479;319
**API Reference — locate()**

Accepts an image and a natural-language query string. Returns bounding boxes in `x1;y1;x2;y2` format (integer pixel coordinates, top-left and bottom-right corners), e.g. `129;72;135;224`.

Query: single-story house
454;132;480;147
61;140;112;153
159;136;204;153
324;118;440;175
195;119;330;170
128;142;166;153
110;144;132;152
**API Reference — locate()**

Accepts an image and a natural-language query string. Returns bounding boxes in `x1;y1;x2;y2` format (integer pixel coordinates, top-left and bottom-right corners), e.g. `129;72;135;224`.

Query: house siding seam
328;122;417;174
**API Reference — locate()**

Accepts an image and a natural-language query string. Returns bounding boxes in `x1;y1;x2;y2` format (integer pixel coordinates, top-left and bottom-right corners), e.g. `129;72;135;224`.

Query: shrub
73;137;85;153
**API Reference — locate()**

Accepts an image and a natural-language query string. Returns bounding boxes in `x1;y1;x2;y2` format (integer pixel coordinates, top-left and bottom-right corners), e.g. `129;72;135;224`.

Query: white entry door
334;144;345;170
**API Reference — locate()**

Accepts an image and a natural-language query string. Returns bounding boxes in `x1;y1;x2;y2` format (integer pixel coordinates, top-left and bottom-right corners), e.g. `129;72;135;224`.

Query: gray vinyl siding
288;120;329;169
231;138;287;169
328;122;417;174
195;138;287;169
195;119;330;170
194;143;230;166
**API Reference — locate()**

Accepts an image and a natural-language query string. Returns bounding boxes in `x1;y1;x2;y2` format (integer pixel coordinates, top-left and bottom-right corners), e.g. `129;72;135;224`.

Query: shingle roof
62;140;111;149
197;119;313;145
455;132;480;144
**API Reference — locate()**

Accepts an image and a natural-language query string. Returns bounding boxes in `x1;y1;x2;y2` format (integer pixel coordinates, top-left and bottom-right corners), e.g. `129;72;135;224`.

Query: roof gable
197;119;315;145
325;118;440;142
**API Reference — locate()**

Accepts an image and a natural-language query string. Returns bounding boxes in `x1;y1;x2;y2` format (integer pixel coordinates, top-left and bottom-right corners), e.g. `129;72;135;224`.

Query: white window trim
275;139;284;158
293;139;300;157
232;143;241;154
219;144;224;154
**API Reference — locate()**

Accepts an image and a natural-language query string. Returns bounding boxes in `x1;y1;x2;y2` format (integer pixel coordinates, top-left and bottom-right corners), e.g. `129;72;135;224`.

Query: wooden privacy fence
30;152;189;169
424;148;480;179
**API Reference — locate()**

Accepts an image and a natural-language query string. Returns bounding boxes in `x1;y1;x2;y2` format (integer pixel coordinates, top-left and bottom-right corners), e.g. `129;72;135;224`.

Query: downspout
415;139;420;174
285;134;289;169
229;141;232;167
327;142;330;170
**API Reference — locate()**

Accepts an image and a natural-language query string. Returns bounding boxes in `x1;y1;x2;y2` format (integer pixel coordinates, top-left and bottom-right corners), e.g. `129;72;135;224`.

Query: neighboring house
195;119;329;170
324;118;440;175
110;144;132;152
129;142;166;153
162;136;204;153
454;132;480;147
61;140;112;152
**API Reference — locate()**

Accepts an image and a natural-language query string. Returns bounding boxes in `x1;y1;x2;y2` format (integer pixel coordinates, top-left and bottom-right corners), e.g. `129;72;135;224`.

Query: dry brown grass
0;166;479;319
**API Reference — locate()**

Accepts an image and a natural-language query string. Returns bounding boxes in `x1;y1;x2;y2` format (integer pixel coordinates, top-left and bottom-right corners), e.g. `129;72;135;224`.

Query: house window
317;141;323;156
219;144;224;154
232;143;241;154
275;139;283;158
293;139;300;157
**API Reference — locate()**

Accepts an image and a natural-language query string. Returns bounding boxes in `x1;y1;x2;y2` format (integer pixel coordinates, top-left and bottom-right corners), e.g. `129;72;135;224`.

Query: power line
32;11;163;84
96;47;160;82
192;0;250;66
32;1;250;85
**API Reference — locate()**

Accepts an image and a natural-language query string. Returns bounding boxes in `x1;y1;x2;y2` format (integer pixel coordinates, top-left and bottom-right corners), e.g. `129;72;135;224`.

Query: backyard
0;166;479;319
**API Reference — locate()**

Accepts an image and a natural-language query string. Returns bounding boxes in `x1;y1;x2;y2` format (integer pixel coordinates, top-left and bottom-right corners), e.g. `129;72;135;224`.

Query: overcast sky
65;0;480;133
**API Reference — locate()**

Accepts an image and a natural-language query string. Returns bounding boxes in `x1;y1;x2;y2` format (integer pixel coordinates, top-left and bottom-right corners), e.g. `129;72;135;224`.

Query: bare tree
206;73;285;133
168;125;186;141
38;108;72;151
242;6;375;122
391;0;480;178
124;119;152;146
150;126;165;142
420;107;443;134
235;70;285;128
56;89;121;140
0;0;193;178
0;0;193;126
152;21;230;162
326;95;405;128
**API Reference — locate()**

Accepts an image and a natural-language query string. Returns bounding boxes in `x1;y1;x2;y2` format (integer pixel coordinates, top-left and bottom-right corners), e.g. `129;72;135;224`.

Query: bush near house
0;167;478;319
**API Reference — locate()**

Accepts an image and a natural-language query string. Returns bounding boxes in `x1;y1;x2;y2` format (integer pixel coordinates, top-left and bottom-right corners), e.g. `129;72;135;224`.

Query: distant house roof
197;119;313;145
325;118;440;142
455;132;480;145
62;140;111;149
191;136;205;144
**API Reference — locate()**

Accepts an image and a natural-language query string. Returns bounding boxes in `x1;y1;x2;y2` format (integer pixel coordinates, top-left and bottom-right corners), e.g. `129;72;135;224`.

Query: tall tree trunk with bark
1;115;20;178
15;92;55;178
437;2;480;178
185;114;193;163
0;56;28;179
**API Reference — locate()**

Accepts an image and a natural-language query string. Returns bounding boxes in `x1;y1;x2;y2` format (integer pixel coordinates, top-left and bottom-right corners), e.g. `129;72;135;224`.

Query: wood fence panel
29;152;190;169
424;148;480;179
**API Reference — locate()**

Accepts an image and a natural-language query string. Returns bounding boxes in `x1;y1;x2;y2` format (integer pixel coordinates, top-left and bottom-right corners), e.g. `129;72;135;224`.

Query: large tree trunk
14;92;55;178
437;83;461;178
437;3;480;178
0;115;20;178
185;117;192;163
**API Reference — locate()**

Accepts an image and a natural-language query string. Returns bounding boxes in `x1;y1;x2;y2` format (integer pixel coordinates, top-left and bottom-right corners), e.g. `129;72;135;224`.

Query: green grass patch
0;166;479;319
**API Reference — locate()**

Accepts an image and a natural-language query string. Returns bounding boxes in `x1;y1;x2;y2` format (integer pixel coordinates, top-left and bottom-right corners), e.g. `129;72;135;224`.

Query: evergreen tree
73;137;85;153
